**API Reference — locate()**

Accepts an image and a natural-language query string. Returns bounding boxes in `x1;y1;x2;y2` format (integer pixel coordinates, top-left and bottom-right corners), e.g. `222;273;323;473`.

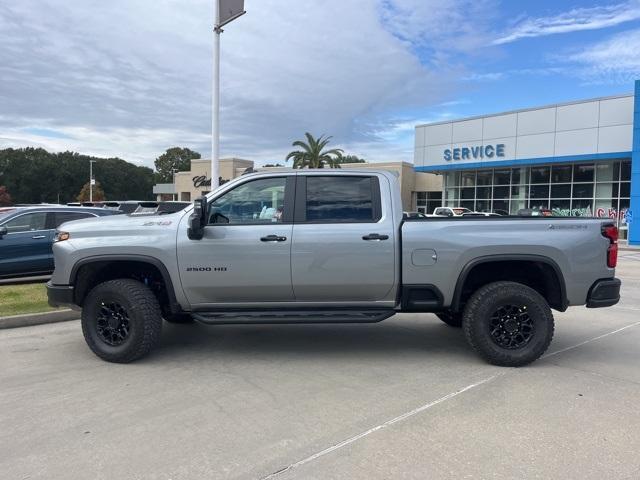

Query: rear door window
52;212;94;228
302;176;380;223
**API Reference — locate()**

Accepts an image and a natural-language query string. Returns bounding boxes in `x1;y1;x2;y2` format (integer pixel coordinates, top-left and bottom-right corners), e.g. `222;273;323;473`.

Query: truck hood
59;212;185;237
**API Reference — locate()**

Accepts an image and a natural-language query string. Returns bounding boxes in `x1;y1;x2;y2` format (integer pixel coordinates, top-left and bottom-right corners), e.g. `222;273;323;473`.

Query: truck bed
401;216;615;309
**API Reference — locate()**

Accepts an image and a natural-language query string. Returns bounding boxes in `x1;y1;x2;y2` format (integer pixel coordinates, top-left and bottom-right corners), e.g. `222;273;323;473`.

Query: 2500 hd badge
186;266;227;272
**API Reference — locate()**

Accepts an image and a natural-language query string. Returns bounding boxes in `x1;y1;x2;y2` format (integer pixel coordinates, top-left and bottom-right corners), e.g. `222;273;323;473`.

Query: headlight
54;231;70;242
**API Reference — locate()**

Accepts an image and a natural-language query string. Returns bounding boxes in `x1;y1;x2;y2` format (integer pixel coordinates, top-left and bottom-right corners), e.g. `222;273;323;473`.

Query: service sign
219;0;245;27
444;144;506;162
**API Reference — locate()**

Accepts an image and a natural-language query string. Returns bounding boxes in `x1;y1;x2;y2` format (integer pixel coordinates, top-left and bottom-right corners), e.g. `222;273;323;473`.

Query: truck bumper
46;282;75;308
586;278;621;308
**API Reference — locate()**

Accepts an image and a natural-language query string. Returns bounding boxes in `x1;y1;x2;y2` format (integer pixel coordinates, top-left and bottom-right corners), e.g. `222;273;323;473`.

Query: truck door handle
260;235;287;242
362;233;389;241
32;235;47;239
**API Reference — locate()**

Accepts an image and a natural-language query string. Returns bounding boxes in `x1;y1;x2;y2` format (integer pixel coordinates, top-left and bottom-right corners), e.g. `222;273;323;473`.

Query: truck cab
179;171;399;307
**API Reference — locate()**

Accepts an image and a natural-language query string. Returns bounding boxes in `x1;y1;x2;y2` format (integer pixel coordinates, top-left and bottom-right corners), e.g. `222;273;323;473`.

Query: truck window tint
3;212;47;233
54;212;93;227
306;176;374;222
209;177;286;224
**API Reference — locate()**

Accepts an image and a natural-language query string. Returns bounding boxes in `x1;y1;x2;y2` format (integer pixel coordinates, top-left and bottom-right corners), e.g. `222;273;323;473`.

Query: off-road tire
82;279;162;363
164;313;195;324
462;281;554;367
436;311;463;328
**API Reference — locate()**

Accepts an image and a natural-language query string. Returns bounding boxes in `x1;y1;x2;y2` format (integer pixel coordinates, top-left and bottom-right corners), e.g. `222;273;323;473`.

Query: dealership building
153;158;443;212
414;80;640;244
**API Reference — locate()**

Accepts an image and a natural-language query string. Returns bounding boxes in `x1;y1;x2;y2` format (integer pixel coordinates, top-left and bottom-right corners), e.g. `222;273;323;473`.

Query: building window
442;160;631;234
621;162;631;181
551;184;571;198
551;165;572;183
574;164;595;182
531;166;550;184
494;169;511;185
477;171;492;186
416;191;442;214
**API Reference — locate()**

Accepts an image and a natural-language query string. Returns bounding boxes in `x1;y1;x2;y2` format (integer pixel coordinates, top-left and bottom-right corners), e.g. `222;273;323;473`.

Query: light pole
89;160;96;202
171;168;179;201
212;0;220;191
212;0;245;191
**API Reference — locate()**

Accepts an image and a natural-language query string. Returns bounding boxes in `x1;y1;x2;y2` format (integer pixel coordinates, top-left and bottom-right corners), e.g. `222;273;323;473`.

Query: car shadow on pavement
149;315;478;363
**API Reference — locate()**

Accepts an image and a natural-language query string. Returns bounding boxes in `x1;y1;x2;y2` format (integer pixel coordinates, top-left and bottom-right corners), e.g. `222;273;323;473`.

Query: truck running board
191;309;396;325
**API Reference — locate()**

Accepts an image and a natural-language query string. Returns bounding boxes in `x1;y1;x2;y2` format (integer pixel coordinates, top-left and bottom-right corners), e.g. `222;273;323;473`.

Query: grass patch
0;282;57;317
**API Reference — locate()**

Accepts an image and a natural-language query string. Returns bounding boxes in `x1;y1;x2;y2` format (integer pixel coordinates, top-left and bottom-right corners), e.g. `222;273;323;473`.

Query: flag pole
211;1;221;190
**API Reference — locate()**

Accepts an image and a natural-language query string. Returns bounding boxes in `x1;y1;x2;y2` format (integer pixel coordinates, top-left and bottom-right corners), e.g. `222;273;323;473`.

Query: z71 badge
142;221;173;226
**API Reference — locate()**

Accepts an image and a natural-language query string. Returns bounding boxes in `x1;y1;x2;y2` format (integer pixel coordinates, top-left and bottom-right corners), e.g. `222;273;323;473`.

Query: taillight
601;224;618;268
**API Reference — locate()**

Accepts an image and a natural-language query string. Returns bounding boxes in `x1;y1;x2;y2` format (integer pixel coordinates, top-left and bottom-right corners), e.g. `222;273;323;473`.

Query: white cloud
566;28;640;84
463;72;504;81
381;0;497;56
493;1;640;45
0;123;210;165
0;0;493;167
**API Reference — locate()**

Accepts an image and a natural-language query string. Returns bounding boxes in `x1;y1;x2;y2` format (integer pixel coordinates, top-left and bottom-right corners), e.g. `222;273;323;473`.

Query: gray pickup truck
47;170;621;366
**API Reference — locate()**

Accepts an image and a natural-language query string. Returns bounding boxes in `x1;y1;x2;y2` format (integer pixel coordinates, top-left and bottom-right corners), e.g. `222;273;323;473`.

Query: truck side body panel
401;217;614;307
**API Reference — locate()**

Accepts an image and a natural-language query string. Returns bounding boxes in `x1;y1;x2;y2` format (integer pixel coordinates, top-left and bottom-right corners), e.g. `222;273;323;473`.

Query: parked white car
433;207;472;217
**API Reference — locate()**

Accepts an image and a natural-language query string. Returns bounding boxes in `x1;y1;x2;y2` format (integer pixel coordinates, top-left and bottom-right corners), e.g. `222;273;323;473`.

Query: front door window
3;212;48;233
209;177;287;224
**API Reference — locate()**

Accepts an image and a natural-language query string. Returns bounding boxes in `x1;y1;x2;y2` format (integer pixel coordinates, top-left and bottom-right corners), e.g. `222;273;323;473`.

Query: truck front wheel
462;281;554;367
81;279;163;363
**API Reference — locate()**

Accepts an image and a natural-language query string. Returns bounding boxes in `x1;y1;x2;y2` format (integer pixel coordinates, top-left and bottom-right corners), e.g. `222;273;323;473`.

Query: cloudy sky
1;0;640;168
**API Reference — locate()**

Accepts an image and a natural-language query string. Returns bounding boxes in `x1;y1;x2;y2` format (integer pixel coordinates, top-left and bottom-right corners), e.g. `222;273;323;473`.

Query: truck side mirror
187;196;208;240
0;226;6;239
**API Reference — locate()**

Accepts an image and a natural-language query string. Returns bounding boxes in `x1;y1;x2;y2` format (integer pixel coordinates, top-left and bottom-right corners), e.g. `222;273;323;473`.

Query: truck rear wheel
436;311;463;328
81;279;162;363
462;281;554;367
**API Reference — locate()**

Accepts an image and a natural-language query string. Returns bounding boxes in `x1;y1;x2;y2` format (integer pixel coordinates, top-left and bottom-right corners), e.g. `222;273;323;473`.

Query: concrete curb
0;309;79;329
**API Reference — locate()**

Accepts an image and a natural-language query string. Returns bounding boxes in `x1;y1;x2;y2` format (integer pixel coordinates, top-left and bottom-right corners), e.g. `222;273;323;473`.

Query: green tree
0;186;11;206
335;154;366;164
154;147;201;182
0;148;154;204
285;133;343;169
77;181;105;202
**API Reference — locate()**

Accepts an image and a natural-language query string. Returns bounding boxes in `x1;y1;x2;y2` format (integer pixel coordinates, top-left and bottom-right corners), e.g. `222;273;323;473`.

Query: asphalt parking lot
1;251;640;480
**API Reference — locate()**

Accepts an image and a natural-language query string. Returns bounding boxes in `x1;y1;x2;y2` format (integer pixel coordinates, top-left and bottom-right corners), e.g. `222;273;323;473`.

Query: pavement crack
258;374;502;479
543;320;640;359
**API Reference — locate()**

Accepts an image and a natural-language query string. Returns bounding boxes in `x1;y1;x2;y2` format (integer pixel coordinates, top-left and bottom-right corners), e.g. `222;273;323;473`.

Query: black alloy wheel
96;301;131;346
488;304;534;349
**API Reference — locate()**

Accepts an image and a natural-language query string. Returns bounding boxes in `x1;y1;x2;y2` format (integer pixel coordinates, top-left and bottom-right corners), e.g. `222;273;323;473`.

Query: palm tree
285;132;344;169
